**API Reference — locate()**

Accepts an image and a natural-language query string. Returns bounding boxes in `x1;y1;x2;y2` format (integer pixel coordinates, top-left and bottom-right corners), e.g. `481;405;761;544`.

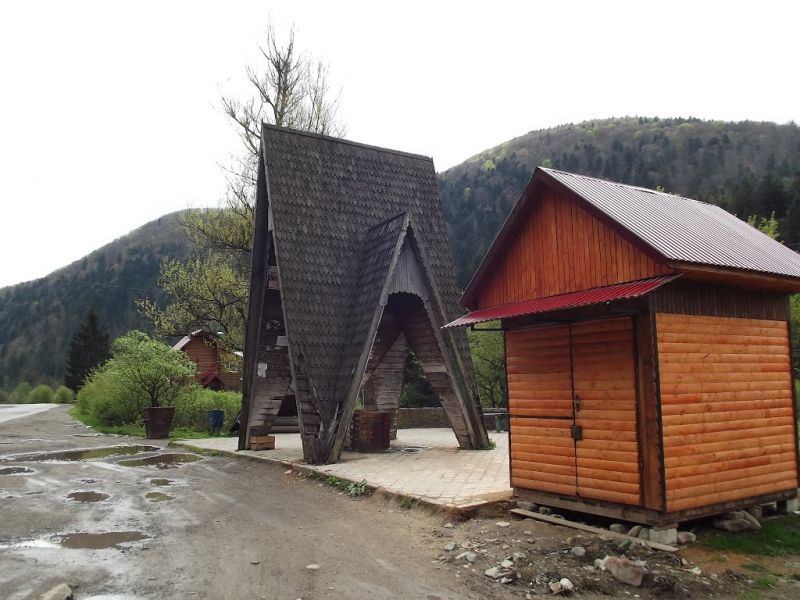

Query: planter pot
351;410;391;452
144;406;176;439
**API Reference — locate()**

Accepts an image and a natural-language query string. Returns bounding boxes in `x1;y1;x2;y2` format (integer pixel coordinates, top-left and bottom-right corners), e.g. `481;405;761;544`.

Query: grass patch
69;406;234;440
754;575;777;589
399;495;414;509
704;514;800;556
742;563;768;573
476;439;497;450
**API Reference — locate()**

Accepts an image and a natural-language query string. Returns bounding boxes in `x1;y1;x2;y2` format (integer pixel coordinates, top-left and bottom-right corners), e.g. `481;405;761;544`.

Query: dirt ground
1;406;799;600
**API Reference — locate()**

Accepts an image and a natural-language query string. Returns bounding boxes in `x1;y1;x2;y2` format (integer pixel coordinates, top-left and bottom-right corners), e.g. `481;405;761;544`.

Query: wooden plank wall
572;318;642;506
478;189;671;308
650;281;789;321
507;326;577;496
656;313;799;512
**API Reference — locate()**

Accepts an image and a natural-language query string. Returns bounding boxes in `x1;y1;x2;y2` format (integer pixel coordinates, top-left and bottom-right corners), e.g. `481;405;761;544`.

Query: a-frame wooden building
238;125;489;464
447;167;800;524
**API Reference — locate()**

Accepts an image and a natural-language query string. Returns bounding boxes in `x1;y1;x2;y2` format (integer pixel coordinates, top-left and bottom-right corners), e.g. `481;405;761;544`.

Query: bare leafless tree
143;22;345;345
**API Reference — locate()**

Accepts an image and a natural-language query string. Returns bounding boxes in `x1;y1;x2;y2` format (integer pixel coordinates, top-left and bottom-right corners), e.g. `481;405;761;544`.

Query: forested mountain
438;117;800;285
4;117;800;390
0;212;192;389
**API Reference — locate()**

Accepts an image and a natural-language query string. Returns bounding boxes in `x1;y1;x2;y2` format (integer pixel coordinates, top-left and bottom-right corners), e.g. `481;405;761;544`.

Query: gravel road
0;406;497;599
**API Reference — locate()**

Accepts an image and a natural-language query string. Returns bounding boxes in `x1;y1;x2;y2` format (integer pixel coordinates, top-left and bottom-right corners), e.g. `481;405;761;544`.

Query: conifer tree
65;308;110;391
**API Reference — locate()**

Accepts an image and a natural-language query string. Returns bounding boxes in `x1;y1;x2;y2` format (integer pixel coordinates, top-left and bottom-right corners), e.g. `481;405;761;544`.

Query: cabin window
225;361;238;373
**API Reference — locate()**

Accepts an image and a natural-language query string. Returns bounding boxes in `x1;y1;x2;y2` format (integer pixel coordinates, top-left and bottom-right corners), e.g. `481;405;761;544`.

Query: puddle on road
149;478;172;486
118;453;200;469
59;531;148;549
67;491;109;503
145;491;174;502
8;445;159;463
0;466;35;475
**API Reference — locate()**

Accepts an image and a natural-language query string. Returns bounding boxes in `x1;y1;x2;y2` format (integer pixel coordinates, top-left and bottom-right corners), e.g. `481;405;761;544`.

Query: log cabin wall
477;188;671;308
655;312;799;512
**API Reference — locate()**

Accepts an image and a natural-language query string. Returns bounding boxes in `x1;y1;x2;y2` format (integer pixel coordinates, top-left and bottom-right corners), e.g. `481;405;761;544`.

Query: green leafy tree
54;385;74;404
399;353;438;407
747;211;780;240
141;22;344;346
27;384;54;404
9;382;32;403
0;390;7;404
65;308;110;391
467;324;507;408
105;330;196;408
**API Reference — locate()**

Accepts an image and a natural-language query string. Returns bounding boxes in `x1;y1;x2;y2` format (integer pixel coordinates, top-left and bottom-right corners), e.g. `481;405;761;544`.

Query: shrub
173;388;241;431
77;370;143;426
54;385;74;404
0;390;7;403
27;384;55;404
9;382;32;404
106;331;196;408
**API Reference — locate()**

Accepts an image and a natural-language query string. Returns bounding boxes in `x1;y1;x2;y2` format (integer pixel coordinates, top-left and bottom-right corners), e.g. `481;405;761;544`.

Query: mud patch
145;491;174;502
0;466;34;475
150;478;172;486
7;445;159;462
59;531;148;549
67;491;109;503
119;453;200;469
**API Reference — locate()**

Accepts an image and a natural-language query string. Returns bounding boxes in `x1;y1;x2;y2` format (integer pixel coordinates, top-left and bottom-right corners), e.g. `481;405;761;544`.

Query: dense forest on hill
438;117;800;285
3;117;800;390
0;212;192;389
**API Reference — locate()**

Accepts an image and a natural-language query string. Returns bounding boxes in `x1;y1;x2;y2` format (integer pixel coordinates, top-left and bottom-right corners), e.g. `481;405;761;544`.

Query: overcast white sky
1;1;799;288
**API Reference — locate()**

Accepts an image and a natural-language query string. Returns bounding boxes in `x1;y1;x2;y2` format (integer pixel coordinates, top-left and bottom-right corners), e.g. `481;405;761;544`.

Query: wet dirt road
0;406;497;600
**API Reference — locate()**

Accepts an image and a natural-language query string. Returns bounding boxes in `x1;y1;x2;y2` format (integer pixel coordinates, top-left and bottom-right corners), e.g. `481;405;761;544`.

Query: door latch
573;394;582;412
571;425;583;441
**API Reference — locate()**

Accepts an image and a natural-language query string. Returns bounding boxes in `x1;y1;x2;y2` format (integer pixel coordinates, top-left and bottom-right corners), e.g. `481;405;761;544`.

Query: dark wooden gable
242;125;487;463
475;183;671;309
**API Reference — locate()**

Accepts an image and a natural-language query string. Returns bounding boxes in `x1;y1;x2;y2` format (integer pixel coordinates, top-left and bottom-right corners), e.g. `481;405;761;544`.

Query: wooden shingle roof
261;125;470;408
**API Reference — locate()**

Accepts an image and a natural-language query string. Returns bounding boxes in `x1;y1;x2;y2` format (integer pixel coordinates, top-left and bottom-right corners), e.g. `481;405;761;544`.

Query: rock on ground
648;527;677;545
39;584;73;600
677;531;696;544
609;524;627;534
712;518;754;532
596;555;646;587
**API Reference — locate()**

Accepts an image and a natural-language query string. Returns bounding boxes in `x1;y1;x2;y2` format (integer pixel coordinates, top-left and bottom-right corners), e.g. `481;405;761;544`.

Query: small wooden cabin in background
172;330;241;391
447;167;800;524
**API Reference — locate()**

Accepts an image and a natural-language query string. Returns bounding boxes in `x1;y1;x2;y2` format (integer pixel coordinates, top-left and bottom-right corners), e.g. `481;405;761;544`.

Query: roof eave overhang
446;275;679;329
669;261;800;293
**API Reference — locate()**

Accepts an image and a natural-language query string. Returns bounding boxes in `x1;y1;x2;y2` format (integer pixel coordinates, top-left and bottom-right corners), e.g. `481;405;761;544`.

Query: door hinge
571;425;583;441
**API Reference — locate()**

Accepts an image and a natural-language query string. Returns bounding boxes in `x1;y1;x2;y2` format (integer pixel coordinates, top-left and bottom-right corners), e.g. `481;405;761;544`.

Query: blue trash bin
207;409;224;433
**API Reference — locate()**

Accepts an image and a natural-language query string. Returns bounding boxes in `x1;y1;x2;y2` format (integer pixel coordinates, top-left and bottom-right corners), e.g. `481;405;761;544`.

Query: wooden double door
507;317;642;506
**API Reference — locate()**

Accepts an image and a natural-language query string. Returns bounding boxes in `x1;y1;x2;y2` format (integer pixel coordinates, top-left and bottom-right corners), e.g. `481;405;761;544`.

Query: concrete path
0;403;59;424
177;428;513;510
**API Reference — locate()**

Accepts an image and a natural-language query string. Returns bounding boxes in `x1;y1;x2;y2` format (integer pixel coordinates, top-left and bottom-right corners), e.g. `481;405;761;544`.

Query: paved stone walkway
177;428;512;510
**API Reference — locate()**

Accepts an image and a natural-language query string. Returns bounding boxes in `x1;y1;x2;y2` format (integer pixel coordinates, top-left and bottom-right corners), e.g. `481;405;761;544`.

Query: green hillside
438;117;800;286
0;212;193;389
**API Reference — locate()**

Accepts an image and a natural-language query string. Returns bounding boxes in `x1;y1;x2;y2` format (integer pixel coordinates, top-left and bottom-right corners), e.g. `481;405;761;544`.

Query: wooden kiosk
447;167;800;524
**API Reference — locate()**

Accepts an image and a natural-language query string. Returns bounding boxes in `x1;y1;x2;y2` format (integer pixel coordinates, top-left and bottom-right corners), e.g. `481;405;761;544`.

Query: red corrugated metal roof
444;275;677;328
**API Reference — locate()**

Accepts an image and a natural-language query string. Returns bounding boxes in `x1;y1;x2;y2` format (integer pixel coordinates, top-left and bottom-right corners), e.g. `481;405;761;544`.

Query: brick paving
177;428;512;509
